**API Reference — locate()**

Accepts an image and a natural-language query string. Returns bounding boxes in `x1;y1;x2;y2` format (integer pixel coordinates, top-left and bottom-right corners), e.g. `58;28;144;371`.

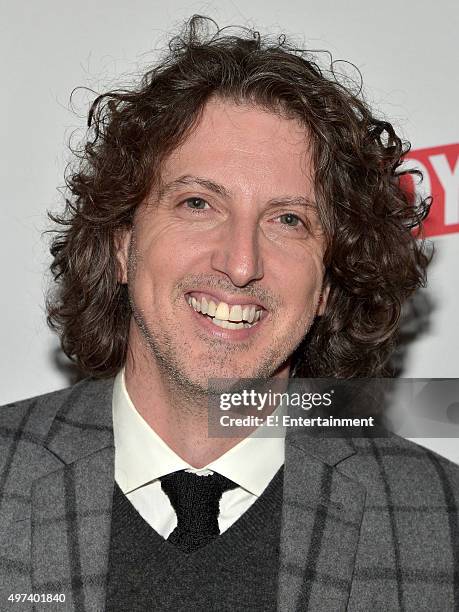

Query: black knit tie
159;470;238;553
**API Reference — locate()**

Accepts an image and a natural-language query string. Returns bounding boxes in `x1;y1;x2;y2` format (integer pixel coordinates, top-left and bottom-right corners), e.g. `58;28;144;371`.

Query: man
1;15;458;612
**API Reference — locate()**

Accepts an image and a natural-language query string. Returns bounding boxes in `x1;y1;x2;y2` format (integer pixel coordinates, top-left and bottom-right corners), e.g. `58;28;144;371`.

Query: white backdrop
1;0;458;462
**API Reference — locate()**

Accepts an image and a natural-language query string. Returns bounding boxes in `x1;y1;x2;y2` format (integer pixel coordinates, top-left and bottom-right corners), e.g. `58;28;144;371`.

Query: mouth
185;291;265;333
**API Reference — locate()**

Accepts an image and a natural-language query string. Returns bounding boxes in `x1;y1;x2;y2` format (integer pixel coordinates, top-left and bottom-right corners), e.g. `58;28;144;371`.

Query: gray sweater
105;468;284;611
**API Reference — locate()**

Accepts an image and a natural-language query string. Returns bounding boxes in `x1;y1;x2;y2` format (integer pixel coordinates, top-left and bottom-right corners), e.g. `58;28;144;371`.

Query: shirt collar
113;368;285;497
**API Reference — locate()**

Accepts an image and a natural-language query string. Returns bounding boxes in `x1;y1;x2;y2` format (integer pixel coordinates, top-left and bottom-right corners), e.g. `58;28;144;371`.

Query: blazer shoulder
0;377;114;522
0;377;112;446
349;432;459;501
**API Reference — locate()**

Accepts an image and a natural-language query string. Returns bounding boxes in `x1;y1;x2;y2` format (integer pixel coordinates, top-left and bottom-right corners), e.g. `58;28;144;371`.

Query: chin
194;367;255;387
199;361;283;387
180;363;255;390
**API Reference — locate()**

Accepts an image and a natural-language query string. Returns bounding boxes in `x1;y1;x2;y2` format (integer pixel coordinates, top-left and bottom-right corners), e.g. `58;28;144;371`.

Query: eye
278;213;303;227
182;197;210;210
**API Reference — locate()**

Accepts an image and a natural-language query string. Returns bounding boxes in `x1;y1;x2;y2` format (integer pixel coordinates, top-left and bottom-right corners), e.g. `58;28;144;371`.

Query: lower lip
185;298;265;341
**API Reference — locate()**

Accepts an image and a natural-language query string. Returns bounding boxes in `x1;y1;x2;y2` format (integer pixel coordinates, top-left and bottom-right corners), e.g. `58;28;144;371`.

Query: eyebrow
159;175;231;199
266;195;316;210
158;174;316;209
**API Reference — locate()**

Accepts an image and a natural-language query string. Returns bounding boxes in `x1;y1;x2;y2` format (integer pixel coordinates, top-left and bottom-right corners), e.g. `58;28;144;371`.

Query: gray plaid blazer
1;377;458;611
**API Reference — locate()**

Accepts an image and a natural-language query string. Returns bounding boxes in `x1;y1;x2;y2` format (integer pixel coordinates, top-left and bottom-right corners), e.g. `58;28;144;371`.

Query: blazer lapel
278;430;366;612
30;378;115;612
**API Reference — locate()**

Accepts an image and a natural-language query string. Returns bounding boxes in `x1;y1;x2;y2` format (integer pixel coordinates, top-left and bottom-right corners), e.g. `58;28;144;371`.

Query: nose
210;214;264;287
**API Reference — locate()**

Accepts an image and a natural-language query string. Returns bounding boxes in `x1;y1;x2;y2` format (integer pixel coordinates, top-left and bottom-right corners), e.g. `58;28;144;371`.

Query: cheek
129;226;207;299
274;250;325;313
144;217;208;261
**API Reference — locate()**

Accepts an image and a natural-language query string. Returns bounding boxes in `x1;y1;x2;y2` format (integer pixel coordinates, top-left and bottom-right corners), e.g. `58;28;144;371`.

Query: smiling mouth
186;293;264;330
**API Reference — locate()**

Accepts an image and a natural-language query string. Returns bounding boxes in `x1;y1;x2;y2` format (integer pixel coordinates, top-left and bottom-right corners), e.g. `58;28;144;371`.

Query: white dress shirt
112;369;286;536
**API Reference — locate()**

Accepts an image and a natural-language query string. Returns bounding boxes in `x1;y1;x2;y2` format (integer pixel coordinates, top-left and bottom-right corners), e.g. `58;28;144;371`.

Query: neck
123;326;289;468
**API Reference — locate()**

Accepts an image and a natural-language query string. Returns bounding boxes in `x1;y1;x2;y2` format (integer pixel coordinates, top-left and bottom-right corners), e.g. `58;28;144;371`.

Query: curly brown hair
47;15;431;379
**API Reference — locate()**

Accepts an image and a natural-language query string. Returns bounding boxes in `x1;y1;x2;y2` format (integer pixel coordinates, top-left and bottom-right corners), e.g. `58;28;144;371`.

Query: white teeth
229;304;243;322
215;301;230;320
246;306;256;323
187;294;263;326
207;300;217;317
212;319;244;330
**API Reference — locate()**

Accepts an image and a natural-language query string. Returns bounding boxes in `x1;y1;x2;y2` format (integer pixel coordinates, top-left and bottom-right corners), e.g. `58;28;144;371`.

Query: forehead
160;98;314;199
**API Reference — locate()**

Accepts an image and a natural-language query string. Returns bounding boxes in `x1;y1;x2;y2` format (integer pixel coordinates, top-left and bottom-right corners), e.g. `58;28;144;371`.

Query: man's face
118;98;328;391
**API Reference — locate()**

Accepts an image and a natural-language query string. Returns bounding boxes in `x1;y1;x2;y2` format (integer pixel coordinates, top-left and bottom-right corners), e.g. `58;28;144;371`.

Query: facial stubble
126;237;318;403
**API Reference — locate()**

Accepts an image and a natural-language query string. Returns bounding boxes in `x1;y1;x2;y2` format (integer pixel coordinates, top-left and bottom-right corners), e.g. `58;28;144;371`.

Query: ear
114;227;132;284
317;281;330;316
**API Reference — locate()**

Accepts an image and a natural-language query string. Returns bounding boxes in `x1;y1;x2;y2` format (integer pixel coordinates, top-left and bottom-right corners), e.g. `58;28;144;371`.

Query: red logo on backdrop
401;143;459;238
